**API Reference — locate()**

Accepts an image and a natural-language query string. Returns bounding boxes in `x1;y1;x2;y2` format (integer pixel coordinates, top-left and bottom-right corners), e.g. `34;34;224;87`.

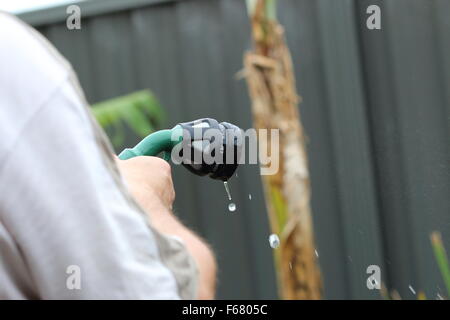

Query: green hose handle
118;126;183;161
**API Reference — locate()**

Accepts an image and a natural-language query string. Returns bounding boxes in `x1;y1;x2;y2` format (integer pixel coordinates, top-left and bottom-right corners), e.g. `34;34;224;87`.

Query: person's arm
116;156;217;299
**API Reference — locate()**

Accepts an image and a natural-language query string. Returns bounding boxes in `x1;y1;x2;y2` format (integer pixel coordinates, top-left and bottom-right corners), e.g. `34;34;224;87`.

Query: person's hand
115;156;175;220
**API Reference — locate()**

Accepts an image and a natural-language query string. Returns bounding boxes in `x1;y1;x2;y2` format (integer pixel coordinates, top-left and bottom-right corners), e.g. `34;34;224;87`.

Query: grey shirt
0;13;197;299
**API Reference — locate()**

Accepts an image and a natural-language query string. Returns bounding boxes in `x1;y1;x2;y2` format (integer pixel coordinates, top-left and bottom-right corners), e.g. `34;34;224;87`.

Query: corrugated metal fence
19;0;450;299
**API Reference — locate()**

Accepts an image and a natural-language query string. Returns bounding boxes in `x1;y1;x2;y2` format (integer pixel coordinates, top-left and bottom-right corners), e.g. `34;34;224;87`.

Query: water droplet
289;262;292;270
315;249;319;258
228;203;236;212
409;285;416;295
248;194;252;200
223;181;232;201
269;234;280;249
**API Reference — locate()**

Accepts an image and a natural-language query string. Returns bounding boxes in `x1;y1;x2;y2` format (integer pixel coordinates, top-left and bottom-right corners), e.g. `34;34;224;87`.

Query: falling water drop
248;194;252;200
315;249;319;258
269;234;280;249
409;285;416;295
223;181;232;201
228;203;236;212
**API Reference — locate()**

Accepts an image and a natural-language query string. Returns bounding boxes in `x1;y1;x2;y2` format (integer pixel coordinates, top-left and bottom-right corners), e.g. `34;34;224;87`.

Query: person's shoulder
0;12;78;161
0;11;72;91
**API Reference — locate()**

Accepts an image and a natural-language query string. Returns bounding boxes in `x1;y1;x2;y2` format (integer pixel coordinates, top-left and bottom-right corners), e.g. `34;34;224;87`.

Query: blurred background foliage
431;232;450;298
91;90;165;149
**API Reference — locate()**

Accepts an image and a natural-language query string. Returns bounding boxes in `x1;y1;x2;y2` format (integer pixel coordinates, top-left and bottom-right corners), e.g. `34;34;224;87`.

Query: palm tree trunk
244;0;322;299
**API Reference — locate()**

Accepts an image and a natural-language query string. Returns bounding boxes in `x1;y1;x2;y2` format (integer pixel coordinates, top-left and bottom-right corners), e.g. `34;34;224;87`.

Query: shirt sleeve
0;75;192;299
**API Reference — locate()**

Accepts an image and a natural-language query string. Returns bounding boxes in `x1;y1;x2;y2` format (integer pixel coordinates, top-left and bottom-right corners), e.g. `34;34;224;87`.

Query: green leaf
431;231;450;297
91;90;165;148
270;186;288;235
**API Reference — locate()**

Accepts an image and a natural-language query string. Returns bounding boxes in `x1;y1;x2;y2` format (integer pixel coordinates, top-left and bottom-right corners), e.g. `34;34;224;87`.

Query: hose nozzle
176;118;242;181
119;118;242;181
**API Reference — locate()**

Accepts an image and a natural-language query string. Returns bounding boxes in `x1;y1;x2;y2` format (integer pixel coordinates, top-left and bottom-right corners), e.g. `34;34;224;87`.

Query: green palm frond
91;90;165;148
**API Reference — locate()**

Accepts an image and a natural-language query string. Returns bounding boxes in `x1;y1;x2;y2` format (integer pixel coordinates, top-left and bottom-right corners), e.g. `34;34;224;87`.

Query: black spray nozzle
176;118;242;181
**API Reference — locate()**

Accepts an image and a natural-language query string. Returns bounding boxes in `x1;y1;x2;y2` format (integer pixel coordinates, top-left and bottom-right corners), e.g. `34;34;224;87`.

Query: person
0;12;216;299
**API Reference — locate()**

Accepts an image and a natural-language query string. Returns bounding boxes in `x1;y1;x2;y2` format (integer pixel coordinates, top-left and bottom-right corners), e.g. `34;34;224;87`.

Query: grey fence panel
357;0;450;299
315;0;385;299
18;0;450;299
356;0;417;298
